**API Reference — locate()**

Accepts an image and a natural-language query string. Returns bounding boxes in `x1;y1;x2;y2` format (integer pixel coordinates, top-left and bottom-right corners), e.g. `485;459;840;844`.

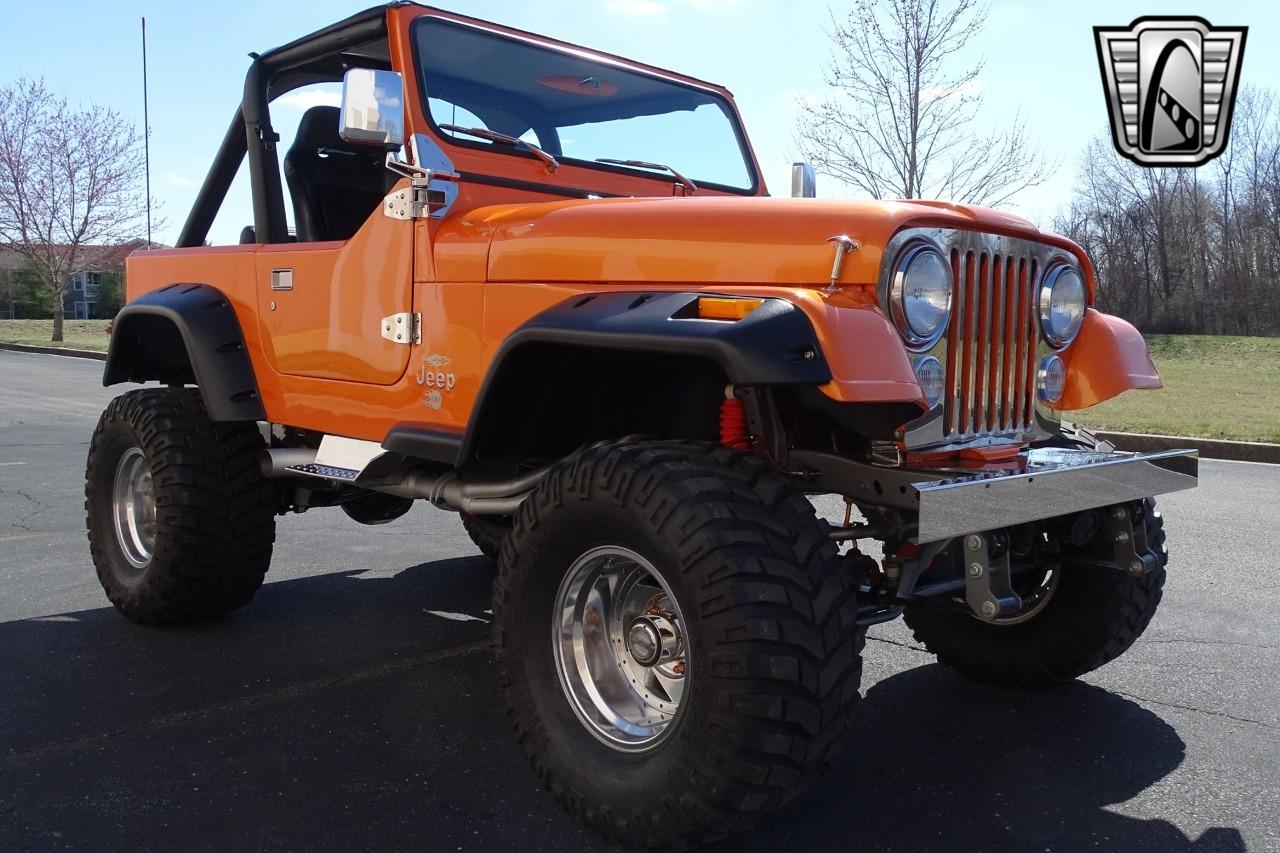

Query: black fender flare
488;291;831;385
382;291;830;467
103;283;265;422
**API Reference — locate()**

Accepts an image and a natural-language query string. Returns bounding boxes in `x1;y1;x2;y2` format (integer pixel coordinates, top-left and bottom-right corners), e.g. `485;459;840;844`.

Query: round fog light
1037;354;1066;404
913;356;945;409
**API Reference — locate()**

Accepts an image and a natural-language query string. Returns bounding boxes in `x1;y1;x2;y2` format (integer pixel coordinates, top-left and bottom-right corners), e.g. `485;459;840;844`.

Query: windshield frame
408;14;762;196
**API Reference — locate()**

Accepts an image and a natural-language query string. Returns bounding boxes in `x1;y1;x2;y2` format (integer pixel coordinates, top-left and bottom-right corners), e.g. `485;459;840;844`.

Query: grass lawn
1;321;1274;442
1068;334;1280;444
0;319;111;352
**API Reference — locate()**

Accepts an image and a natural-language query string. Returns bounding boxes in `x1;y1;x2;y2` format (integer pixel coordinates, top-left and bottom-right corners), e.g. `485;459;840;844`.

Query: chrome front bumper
791;447;1199;543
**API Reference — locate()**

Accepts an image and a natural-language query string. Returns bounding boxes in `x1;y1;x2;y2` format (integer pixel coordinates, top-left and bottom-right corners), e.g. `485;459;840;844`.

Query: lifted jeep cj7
86;4;1198;847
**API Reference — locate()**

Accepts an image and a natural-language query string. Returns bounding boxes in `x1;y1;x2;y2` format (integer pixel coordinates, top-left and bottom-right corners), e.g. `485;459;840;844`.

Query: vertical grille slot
1024;260;1039;428
998;256;1017;431
945;249;963;436
972;252;991;433
959;251;978;434
940;236;1043;443
986;253;1005;432
1011;258;1030;429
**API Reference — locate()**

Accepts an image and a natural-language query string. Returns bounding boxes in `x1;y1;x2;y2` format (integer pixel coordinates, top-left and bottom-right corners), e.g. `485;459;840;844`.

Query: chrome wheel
112;447;156;571
553;545;688;752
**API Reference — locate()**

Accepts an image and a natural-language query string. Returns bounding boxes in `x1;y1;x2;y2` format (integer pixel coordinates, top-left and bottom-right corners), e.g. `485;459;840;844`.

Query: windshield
412;17;757;193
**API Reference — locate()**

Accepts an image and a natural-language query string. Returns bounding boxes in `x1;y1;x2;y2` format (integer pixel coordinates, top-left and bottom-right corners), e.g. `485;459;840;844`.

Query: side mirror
791;162;816;198
339;69;404;147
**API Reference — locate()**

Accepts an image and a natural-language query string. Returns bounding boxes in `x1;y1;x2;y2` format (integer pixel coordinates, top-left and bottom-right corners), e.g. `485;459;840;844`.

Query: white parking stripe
424;610;489;623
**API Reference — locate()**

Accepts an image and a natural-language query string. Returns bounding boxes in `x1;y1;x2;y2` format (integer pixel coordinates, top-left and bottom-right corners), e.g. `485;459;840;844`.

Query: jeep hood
440;196;1089;289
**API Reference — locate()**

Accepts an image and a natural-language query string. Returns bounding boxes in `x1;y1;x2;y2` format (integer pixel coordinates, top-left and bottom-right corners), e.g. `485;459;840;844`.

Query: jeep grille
943;246;1040;439
885;229;1077;450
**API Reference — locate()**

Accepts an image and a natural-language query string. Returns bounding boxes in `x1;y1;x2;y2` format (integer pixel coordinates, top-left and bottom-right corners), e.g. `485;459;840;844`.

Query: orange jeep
86;4;1198;847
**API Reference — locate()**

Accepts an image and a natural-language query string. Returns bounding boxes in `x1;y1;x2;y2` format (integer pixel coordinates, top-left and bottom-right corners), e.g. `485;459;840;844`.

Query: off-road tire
85;388;276;624
903;499;1167;688
459;512;511;561
493;441;864;849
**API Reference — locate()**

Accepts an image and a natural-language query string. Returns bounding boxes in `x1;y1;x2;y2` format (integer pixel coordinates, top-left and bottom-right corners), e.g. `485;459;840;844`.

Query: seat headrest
293;106;343;151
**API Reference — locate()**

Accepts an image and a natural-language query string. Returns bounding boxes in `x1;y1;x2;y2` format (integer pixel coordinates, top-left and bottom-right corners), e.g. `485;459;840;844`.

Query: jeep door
251;83;415;387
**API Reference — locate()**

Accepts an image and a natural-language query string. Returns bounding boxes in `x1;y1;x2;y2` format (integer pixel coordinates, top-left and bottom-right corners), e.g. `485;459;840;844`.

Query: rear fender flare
103;283;265;422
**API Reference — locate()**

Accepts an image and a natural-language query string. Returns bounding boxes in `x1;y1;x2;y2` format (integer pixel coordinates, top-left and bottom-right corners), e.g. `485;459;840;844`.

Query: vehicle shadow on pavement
736;664;1248;853
0;555;1247;853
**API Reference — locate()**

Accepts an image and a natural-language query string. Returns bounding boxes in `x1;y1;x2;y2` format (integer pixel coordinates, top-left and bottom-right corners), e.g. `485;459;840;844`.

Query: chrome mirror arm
384;151;459;186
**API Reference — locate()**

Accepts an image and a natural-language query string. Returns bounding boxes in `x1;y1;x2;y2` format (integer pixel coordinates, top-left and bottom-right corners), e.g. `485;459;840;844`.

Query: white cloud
607;0;667;16
163;172;196;188
274;89;342;111
690;0;745;9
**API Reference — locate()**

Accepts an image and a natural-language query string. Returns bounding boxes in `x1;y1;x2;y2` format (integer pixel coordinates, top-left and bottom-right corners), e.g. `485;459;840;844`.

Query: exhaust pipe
261;448;318;476
383;465;551;515
261;447;545;515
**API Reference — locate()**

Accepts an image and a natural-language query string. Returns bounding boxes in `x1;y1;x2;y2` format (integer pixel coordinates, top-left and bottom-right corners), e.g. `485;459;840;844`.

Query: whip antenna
142;17;152;247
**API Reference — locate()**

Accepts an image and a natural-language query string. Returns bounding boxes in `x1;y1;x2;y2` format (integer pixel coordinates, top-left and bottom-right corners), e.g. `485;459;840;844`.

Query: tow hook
962;532;1022;621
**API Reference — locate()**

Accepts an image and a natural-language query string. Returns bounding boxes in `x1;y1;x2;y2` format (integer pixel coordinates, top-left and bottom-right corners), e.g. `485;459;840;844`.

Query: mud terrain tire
903;499;1167;687
493;441;864;849
459;512;511;561
85;388;276;624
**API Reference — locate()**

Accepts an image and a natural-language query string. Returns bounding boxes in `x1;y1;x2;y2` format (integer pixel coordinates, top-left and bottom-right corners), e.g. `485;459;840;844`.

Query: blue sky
5;0;1276;245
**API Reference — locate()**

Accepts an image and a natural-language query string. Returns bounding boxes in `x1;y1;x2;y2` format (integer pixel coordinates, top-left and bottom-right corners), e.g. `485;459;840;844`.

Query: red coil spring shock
720;395;751;449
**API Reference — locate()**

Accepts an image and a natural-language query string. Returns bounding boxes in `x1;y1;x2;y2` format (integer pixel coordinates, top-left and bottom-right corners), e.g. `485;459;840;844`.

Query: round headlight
1039;265;1086;348
913;356;945;409
1037;354;1066;404
890;243;952;349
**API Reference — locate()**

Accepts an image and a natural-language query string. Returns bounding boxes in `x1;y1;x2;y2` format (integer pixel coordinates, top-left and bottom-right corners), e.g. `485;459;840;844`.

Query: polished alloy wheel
111;447;157;570
553;545;688;751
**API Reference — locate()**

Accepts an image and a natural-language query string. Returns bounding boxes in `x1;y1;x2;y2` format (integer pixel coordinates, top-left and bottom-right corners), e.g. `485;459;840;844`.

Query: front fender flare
454;290;831;464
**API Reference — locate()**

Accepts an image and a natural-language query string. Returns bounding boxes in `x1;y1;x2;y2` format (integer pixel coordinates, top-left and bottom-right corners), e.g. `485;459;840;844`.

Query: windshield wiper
440;124;559;173
597;158;697;195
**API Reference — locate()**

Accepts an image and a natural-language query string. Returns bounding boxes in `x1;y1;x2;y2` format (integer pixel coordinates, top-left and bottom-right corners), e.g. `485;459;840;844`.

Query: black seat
283;105;388;243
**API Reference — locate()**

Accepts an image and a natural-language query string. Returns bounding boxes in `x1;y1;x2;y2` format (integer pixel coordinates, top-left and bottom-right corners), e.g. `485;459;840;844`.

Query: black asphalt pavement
1;348;1277;852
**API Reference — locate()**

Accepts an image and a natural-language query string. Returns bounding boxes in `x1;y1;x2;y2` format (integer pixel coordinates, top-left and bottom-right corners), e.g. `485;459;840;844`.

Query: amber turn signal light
695;297;764;321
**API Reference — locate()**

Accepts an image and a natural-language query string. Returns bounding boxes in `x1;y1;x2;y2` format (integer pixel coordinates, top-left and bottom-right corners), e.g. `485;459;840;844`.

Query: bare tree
0;78;148;341
1056;86;1280;337
797;0;1051;206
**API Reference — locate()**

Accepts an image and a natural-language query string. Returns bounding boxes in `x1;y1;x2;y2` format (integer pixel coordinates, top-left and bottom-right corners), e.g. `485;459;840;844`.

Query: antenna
141;17;152;248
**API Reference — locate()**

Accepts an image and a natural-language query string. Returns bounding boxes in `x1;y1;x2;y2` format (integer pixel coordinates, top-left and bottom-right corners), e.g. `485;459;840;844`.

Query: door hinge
382;185;448;220
381;312;421;345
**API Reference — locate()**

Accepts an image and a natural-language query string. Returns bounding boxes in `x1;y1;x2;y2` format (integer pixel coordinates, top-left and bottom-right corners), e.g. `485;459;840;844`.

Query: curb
0;342;106;361
1096;430;1280;464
